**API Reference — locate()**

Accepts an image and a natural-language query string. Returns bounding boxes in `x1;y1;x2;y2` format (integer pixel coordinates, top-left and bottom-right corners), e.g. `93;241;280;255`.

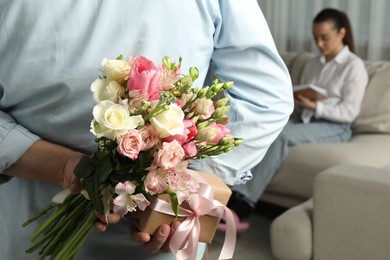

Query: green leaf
84;175;104;214
96;158;112;183
168;192;179;218
74;156;94;178
94;150;109;160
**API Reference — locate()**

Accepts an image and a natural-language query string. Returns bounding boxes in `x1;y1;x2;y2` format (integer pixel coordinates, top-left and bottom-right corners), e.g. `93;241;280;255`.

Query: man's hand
131;221;181;254
4;139;83;188
95;212;182;254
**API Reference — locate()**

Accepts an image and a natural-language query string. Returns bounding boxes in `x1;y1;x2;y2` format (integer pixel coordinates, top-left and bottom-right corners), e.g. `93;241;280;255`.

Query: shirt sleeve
190;0;294;185
0;109;41;174
315;59;368;123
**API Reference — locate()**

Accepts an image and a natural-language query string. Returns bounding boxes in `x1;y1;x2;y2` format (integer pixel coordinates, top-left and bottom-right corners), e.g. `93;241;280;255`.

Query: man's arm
191;0;294;185
3;139;82;189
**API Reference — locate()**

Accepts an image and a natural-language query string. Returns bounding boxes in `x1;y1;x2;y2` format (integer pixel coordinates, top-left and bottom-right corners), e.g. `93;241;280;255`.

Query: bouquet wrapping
23;55;242;260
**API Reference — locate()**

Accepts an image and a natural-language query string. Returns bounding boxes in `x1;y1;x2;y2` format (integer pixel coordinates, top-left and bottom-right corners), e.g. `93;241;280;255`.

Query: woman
224;8;369;231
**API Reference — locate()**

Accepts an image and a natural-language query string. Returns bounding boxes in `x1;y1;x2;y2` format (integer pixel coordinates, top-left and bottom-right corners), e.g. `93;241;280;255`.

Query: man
0;0;293;259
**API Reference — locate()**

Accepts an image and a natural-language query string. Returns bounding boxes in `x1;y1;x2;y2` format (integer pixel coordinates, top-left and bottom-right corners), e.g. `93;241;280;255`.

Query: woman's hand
294;94;317;111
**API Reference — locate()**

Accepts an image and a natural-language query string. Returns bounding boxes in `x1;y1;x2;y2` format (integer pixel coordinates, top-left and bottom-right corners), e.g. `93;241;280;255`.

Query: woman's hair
313;8;355;53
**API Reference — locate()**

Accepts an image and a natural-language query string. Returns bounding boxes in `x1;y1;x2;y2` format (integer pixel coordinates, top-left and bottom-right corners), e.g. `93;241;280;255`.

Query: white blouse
300;46;368;123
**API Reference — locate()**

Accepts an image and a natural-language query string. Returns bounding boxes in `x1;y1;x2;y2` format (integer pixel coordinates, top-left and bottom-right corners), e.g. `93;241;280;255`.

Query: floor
207;202;287;260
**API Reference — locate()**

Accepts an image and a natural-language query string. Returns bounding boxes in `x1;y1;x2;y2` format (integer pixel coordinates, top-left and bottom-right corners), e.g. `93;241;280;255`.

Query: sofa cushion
266;134;390;199
280;52;315;85
352;61;390;134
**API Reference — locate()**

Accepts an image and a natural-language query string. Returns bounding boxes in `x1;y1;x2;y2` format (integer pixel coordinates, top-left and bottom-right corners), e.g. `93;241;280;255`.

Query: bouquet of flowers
23;55;242;260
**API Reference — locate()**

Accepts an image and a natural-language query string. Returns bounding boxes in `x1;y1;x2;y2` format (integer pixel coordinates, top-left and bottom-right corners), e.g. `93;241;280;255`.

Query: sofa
260;52;390;259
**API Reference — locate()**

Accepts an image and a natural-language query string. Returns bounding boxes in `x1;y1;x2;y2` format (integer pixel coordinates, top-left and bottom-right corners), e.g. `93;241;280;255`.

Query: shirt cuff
189;159;252;186
315;101;324;119
0;124;40;174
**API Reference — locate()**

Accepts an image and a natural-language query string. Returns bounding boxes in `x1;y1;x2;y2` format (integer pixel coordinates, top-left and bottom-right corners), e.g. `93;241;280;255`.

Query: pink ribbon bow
149;176;236;260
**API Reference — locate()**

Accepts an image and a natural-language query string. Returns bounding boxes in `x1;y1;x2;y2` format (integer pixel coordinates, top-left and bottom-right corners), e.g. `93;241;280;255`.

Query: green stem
53;208;96;260
30;194;84;242
39;198;92;258
22;203;59;227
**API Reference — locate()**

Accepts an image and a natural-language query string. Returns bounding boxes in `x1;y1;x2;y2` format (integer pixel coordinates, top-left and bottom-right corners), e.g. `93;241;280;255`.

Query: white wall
257;0;390;61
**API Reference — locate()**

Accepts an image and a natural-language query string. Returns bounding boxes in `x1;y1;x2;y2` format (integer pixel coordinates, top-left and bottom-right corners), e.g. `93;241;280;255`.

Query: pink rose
117;130;143;160
155;140;185;169
127;56;162;101
182;141;197;158
139;125;160;150
209;122;231;144
162;119;197;144
144;167;169;195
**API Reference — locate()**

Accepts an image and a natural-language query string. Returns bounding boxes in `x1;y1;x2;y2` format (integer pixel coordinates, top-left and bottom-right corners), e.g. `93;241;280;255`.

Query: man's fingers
130;223;151;244
96;212;121;224
93;212;121;233
160;221;180;253
69;177;82;194
94;221;107;232
143;224;171;254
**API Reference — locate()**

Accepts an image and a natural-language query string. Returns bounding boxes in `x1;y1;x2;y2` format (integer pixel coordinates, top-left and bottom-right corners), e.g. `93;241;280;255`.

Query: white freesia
90;79;125;103
91;100;143;139
195;97;213;115
150;103;184;138
101;58;130;83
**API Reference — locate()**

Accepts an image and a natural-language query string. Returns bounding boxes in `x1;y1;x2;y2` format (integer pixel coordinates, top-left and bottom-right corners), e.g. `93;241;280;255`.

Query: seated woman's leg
230;120;351;218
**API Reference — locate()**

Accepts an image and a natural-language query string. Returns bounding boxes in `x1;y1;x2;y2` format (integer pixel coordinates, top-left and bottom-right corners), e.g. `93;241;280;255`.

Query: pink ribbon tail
217;204;236;259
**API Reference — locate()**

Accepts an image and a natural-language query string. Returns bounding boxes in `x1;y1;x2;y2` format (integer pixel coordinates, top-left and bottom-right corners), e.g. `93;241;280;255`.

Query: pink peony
127;56;162;101
155;140;185;170
139;125;160;150
117;130;143;160
144;167;169;195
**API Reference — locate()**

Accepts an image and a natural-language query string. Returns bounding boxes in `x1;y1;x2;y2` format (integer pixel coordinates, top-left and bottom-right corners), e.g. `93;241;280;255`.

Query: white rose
101;58;130;83
91;100;143;139
150;103;184;138
90;79;125;103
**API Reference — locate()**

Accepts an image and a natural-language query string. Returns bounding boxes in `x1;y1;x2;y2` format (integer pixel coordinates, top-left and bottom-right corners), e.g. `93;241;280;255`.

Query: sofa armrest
313;164;390;260
271;199;313;260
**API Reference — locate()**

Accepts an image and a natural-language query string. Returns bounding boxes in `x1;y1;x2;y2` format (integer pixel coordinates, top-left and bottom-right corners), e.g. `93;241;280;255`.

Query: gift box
130;171;232;243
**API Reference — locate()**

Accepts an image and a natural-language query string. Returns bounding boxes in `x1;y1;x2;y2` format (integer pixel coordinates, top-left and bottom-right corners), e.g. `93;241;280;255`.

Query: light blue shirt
0;1;293;259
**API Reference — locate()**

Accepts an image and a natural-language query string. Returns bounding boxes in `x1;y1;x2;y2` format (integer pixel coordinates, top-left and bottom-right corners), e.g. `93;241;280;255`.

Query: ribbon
149;173;236;260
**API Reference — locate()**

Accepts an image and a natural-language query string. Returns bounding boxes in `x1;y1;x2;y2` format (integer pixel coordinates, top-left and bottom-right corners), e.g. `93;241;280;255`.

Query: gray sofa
262;52;390;260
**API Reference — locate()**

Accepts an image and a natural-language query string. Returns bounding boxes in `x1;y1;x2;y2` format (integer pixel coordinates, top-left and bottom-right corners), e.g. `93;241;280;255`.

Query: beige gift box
130;172;232;243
